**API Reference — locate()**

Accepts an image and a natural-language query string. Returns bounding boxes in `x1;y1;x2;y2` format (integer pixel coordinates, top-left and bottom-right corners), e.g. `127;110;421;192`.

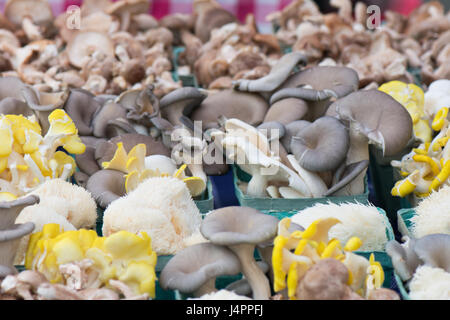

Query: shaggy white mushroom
29;179;97;229
291;202;389;251
102;177;202;255
409;265;450;300
412;185;450;238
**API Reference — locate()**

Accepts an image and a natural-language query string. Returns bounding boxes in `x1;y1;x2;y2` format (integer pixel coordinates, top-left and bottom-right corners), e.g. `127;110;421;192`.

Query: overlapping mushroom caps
200;206;279;300
379;80;432;144
0;0;182;97
212;116;369;199
326;90;413;195
24;223;157;298
272;217;399;300
0;108;85;198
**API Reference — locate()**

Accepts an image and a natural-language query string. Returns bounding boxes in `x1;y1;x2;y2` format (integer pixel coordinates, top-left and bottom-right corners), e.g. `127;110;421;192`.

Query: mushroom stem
232;52;307;92
229;244;271;300
246;173;268;198
120;11;131;31
193;278;217;297
335;124;369;195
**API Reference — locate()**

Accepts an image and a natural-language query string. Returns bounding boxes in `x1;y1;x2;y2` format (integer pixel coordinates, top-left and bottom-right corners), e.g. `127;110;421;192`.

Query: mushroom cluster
272;217;399;300
23;223;157;298
0;0;181;97
1;269;150;300
267;0;450;87
386;233;450;300
213;90;412;198
185;16;282;89
0;108;85;198
160;206;280;300
391;105;450;198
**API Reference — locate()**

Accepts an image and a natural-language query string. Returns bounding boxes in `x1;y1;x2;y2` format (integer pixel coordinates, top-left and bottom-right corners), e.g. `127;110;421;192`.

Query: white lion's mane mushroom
200;206;279;300
102;176;203;255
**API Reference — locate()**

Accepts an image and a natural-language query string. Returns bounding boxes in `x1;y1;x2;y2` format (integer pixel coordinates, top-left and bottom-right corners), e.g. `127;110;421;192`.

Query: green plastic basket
95;179;213;236
172;46;199;88
233;165;369;212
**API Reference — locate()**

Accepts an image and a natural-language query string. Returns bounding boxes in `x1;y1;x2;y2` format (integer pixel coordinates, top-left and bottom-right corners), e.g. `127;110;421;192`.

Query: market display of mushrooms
0;0;448;302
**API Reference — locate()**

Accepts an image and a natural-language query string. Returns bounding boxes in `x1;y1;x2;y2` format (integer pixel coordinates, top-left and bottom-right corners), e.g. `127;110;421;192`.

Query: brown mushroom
66;31;115;69
107;0;150;32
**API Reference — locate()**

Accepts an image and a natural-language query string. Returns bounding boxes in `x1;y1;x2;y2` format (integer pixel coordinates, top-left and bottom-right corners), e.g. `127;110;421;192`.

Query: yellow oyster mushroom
272;235;289;292
412;155;440;177
366;253;385;293
23;129;43;154
4;115;41;146
301;217;341;243
379;81;431;143
45;109;86;155
391;170;420;197
117;261;156;297
429;161;450;192
102;143;137;172
0;117;13;157
0;192;17;201
344;237;363;252
432;107;449;131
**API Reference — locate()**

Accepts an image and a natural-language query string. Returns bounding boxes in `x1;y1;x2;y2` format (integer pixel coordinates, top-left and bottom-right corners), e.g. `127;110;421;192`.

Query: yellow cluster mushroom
391;106;450;198
102;142;206;197
25;223;157;298
272;217;384;300
379;80;432;143
0;110;85;199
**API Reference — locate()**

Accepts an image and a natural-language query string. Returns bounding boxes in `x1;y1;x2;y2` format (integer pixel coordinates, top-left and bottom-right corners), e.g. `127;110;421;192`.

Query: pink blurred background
0;0;425;33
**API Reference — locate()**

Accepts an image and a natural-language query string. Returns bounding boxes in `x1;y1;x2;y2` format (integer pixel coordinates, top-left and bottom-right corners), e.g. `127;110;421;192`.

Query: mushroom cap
159;242;241;293
67;31;115;69
326;90;413;157
75;145;101;176
274;66;359;98
280;120;311;153
0;98;33;117
386;238;422;282
160;13;195;31
0;77;27;101
160;87;207;126
115;87;160;127
264;98;309;124
0;222;35;243
200;206;279;246
0;195;39;230
92;101;127;138
257;121;286;141
107;0;150;16
291;116;349;172
4;0;53;27
95;134;171;165
189;90;269;129
64;89;102;137
414;234;450;273
195;6;237;43
86;169;126;209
